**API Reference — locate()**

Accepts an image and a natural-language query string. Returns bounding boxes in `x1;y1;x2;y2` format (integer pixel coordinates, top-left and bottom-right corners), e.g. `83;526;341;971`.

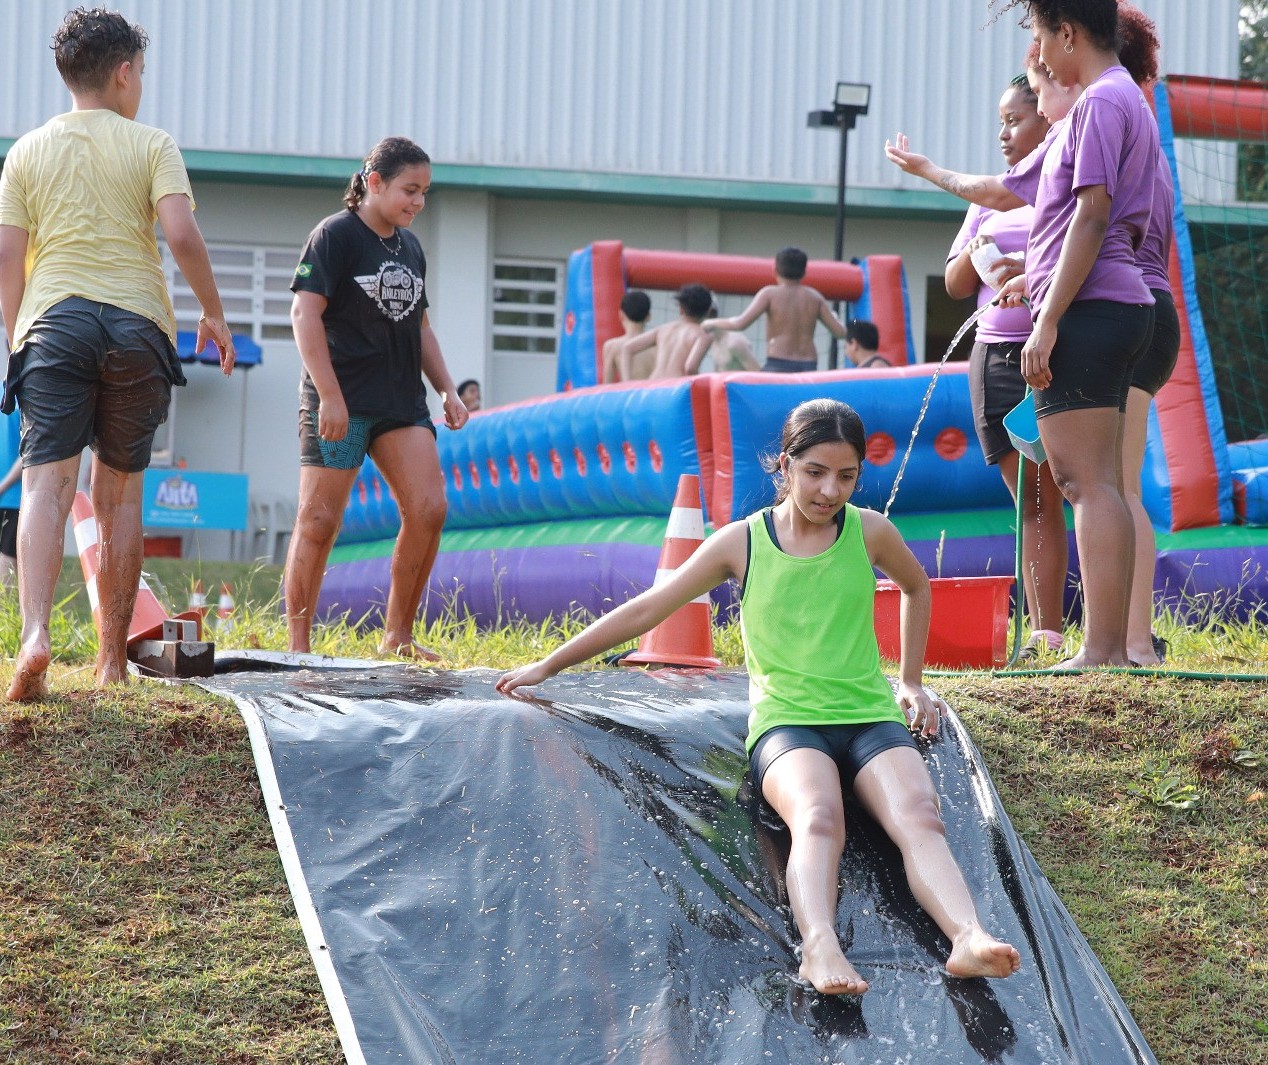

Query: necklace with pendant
378;228;403;255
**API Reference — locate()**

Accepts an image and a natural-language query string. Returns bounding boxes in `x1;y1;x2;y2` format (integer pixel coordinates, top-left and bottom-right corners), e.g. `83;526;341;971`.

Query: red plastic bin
874;575;1014;670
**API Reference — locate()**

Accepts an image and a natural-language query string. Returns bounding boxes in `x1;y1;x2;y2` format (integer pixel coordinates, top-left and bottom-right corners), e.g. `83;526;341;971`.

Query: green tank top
740;504;906;751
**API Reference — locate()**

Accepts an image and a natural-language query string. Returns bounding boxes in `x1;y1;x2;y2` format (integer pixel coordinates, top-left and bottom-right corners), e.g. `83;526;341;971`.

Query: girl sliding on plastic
497;399;1021;995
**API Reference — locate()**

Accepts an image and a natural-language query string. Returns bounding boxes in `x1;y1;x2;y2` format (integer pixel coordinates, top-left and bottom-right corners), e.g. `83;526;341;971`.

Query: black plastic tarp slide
202;654;1157;1065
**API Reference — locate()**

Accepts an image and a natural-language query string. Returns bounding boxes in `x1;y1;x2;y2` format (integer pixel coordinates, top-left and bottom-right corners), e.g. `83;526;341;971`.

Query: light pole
808;81;871;369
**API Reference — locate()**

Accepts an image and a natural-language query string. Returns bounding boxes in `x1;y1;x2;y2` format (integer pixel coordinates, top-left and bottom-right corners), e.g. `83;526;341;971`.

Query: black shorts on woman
1033;299;1154;418
1130;288;1180;397
749;720;918;795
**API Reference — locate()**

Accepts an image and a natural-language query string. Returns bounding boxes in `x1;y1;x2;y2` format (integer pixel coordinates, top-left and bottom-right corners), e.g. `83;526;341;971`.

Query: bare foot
95;660;131;687
799;931;869;995
7;643;52;702
379;638;442;663
946;928;1021;980
1047;649;1129;672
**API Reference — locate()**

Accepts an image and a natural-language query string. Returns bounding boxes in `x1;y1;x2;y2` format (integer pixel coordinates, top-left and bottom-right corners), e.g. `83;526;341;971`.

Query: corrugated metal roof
3;0;1242;192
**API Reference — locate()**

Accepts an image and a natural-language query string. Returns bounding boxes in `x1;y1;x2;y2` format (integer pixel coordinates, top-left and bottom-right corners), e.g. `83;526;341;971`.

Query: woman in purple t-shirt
945;75;1069;660
996;0;1160;669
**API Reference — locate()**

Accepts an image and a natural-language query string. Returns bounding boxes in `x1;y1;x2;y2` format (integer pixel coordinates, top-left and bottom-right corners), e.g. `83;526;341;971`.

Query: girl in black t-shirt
285;136;469;658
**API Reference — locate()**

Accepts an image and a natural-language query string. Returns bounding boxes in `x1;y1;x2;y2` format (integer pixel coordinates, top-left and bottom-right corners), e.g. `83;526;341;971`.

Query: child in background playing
498;399;1021;995
620;284;714;381
284;137;468;659
602;289;653;383
703;247;847;372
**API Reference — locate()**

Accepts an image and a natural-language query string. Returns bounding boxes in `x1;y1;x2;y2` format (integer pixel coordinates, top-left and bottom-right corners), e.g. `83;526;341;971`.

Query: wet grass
0;574;1264;1063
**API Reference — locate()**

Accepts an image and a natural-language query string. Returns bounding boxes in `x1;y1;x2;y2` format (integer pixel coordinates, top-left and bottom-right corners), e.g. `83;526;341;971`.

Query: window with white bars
491;260;561;357
159;242;297;342
149;241;297;464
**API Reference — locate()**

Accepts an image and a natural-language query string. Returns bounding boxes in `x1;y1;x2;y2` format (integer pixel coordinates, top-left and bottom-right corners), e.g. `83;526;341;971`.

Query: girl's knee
893;793;946;840
791;801;846;848
398;493;446;530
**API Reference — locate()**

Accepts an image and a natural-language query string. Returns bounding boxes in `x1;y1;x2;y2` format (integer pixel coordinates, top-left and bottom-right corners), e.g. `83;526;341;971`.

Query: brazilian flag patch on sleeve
295;263;313;279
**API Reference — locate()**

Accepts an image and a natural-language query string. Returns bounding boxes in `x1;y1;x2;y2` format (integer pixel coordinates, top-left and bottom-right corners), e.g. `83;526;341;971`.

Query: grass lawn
0;564;1264;1063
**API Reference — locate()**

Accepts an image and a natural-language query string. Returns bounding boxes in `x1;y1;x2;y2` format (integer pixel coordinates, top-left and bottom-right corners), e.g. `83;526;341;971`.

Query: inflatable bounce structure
321;76;1268;630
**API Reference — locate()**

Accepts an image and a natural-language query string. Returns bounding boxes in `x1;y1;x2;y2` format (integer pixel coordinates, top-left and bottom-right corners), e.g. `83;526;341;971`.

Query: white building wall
3;0;1241;192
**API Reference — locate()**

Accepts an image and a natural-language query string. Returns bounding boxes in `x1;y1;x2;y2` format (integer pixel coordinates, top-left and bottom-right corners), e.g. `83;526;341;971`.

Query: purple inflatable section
318;543;740;627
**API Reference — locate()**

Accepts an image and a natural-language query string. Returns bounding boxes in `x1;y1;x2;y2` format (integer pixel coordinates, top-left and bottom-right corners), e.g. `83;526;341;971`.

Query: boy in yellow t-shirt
0;8;236;701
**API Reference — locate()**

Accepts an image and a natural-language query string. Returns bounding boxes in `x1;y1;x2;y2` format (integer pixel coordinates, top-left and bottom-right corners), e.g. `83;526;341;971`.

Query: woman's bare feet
799;931;869;995
6;642;52;702
946;927;1021;980
1047;648;1129;672
378;637;441;663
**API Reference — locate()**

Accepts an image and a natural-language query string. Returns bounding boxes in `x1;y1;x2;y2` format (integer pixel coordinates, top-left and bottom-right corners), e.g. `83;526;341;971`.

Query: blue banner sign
143;470;249;530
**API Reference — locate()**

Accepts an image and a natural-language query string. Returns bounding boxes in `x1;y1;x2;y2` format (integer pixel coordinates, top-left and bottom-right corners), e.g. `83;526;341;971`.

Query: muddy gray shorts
3;297;184;473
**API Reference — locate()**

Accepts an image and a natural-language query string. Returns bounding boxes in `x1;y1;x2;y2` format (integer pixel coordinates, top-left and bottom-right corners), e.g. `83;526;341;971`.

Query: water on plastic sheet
202;658;1158;1065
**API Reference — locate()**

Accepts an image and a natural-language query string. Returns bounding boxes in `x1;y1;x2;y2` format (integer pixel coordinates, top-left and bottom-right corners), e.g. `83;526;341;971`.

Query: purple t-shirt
1001;123;1062;207
947;202;1035;343
1139;153;1175;292
1009;66;1159;313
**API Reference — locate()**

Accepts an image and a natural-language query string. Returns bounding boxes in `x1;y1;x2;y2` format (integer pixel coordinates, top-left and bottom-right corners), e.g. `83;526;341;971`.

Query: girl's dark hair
989;0;1119;54
764;399;868;503
1007;71;1039;106
344;137;431;211
1116;2;1160;87
52;7;148;93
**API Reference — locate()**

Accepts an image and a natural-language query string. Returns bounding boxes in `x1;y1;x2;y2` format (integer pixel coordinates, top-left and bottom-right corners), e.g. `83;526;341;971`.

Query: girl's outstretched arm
859;509;947;737
884;134;1025;212
496;520;748;696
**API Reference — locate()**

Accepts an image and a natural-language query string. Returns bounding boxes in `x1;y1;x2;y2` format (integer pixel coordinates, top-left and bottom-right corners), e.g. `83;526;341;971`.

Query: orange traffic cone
621;473;720;670
215;583;235;631
71;492;202;646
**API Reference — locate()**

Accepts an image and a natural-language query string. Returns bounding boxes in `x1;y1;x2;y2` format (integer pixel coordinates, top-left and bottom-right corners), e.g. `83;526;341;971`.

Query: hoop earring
1063;40;1074;54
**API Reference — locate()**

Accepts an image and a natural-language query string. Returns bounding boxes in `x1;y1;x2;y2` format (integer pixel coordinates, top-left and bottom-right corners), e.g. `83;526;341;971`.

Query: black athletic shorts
1034;299;1153;418
749;720;918;795
4;297;182;472
969;340;1028;465
1130;289;1181;397
762;357;818;374
0;507;16;558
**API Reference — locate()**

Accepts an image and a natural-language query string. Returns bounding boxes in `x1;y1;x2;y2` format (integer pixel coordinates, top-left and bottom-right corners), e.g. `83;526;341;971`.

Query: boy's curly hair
1116;2;1159;87
52;7;148;93
988;0;1119;53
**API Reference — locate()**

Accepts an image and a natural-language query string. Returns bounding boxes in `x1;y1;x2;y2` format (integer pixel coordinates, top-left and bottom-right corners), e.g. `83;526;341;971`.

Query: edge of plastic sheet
235;697;369;1065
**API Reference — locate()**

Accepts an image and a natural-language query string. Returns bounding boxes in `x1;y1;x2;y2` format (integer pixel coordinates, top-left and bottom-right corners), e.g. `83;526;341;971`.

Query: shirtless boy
703;247;846;372
621;284;713;381
601;289;652;383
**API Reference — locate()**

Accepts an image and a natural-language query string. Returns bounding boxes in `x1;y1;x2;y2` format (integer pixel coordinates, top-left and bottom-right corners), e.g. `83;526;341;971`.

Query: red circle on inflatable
596;442;612;475
357;481;367;505
549;449;563;479
468;462;481;489
866;432;896;466
486;457;500;487
623;441;637;473
452;465;463;490
565;310;576;336
574;447;588;476
372;476;383;501
935;427;968;462
507;455;521;484
648;440;664;472
527;452;540;482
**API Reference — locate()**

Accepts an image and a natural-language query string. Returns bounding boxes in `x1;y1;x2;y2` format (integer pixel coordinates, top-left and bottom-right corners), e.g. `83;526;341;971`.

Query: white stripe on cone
664;507;705;541
73;517;98;552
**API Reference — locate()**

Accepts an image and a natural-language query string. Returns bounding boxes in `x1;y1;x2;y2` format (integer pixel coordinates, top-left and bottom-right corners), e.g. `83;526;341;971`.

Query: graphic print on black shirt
356;260;424;322
291;211;431;423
